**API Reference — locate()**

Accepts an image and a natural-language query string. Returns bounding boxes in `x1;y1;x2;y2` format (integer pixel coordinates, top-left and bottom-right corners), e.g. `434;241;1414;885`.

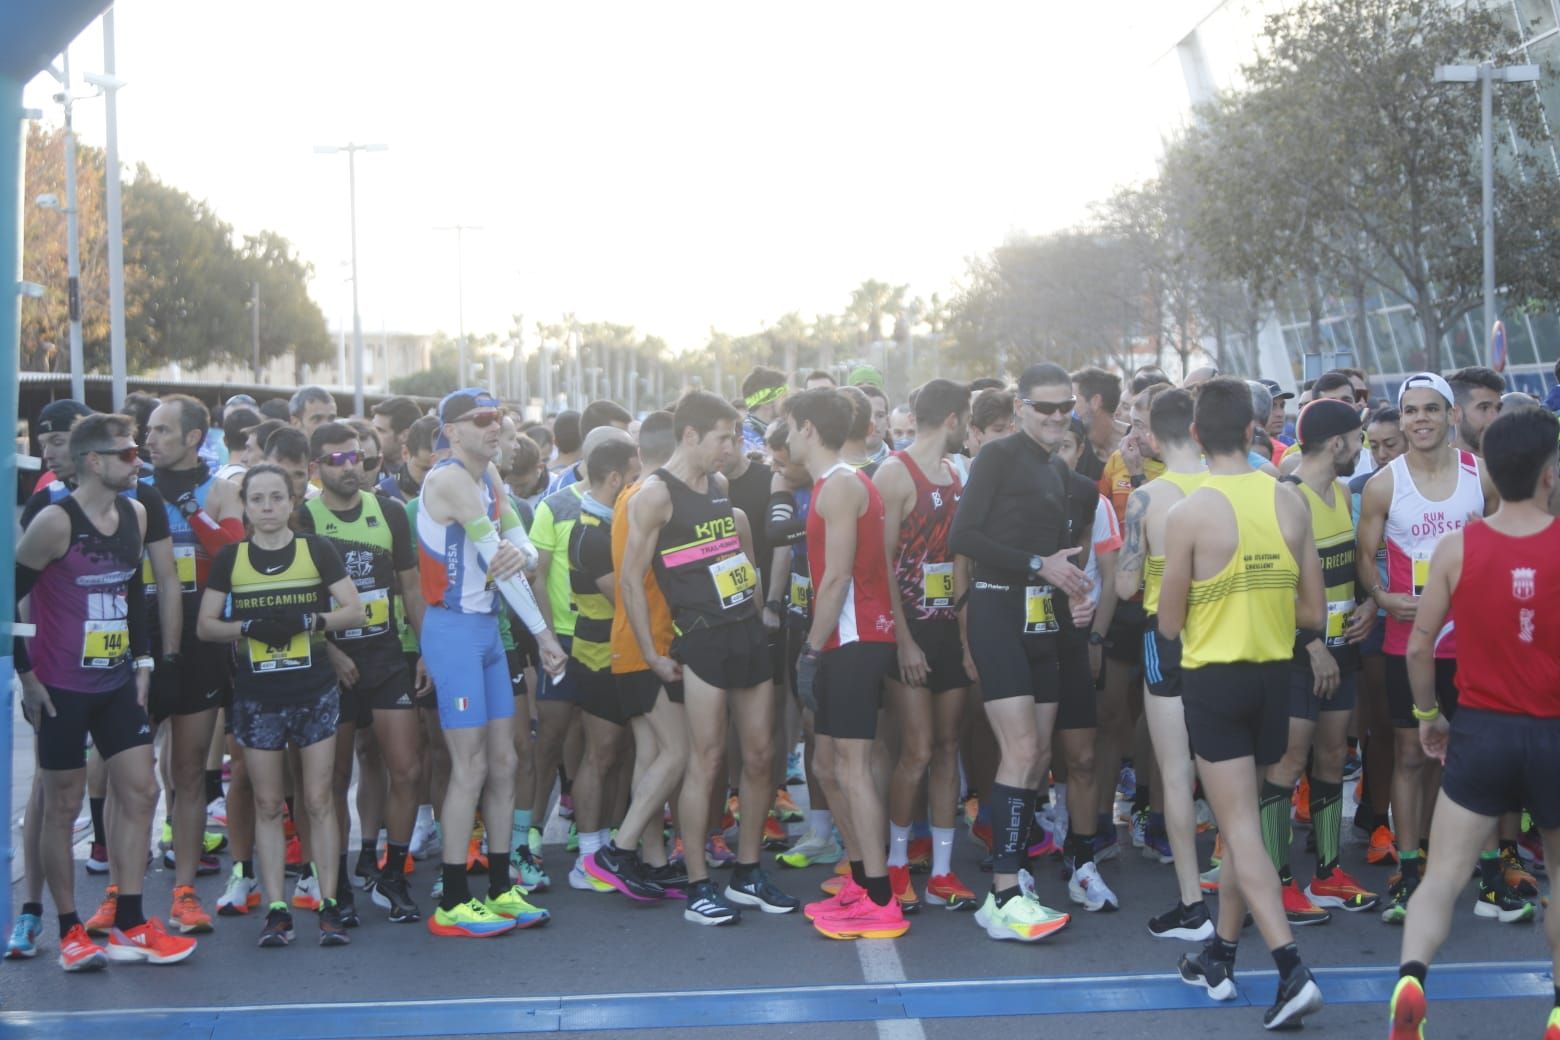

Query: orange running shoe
106;917;197;965
1280;879;1331;926
1502;848;1539;899
970;820;993;854
762;814;789;850
723;794;740;829
813;894;910;940
772;788;802;823
1292;776;1311;827
1388;975;1426;1040
907;836;932;873
1367;825;1399;866
1305;867;1379;912
169;885;214;934
284;834;303;869
58;924;107;972
466;836;488;874
84;886;118;937
887;865;920;912
820;874;847;895
925;872;977;910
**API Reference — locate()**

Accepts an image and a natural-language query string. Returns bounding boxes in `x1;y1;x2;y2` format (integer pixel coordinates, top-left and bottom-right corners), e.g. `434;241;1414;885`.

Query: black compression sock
58;912;81;940
240;858;255;879
114;893;145;932
989;782;1030;873
1271;942;1301;980
849;860;867;887
383;843;409;880
337;853;352;901
734;860;759;880
89;797;107;847
21;902;42;918
440;864;470;911
1208;935;1237;964
1399;961;1428;985
205;769;223;805
864;874;892;907
488;852;511;898
1064;829;1094;867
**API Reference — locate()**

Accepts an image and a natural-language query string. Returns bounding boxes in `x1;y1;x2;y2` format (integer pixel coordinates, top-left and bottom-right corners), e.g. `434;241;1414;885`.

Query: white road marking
855;937;927;1040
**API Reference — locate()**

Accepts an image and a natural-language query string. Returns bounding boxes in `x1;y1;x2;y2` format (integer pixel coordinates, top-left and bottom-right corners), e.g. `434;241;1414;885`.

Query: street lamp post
434;224;481;387
38;52;86;401
314;141;386;416
86;13;128;408
1433;61;1540;367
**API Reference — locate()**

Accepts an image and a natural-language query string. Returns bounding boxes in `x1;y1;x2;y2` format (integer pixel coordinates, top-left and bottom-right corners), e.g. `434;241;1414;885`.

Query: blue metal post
0;70;25;947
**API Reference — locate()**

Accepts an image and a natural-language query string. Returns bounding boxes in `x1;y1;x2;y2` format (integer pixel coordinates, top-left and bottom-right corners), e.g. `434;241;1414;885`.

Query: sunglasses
1354;389;1370;403
315;450;361;467
1020;397;1077;416
458;411;500;429
92;445;140;464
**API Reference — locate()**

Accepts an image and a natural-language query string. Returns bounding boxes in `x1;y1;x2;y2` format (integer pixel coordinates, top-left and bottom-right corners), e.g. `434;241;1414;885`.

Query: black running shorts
1288;666;1357;721
966;583;1059;704
615;670;675;718
814;641;896;741
672;615;772;692
1054;628;1097;732
889;618;971;694
1104;600;1147;667
1384;654;1459;729
1441;709;1560;829
1143;627;1183;698
233;688;341;752
573;663;626;727
149;640;229;722
37;678;154;771
1181;660;1289;766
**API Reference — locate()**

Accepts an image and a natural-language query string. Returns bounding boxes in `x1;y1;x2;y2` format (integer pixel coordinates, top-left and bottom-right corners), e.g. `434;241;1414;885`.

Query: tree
240;231;331;378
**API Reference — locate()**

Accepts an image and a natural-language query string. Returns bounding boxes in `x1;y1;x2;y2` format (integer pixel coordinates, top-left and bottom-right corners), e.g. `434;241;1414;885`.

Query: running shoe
377;846;415;876
813;895;909;940
1501;849;1540;899
1544;1007;1560;1040
925;873;977;910
84;886;118;936
206;796;228;828
217;866;261;916
58;924;108;972
409;816;441;860
1473;876;1536;923
1388;975;1426;1040
773;788;803;823
1518;831;1547;873
170;884;214;934
466;836;489;874
786;749;805;786
886;865;920;913
1367;825;1399;866
558;792;574;820
86;842;110;875
569;860;615;892
161;848;223;876
1092;827;1121;864
1380;873;1418;925
684;880;741;926
484;885;551;928
776;831;843;869
970;819;994;854
1194;798;1217;834
284;835;304;875
6;913;42;959
369;872;422;922
527;827;545;863
1129;809;1148;849
292;872;322;911
973;890;1069;941
1148;900;1214;941
1142;827;1174;864
1026;821;1059;860
566;823;579;853
725;868;799;914
1280;879;1331;926
258;904;295;947
1199;860;1221;894
705;834;736;867
102;916;197;964
354;848;381;890
1067;860;1119;912
805;879;864;921
1341;748;1362;781
427;898;518;937
511;847;550;892
644;862;689;899
1117;762;1137;801
906;836;932;873
1264;966;1323;1030
336;888;361;928
160;819;173;847
819;874;848;896
723;793;741;827
762;814;789;850
1178;946;1237;1001
585;845;665;902
318;902;350;946
1291;775;1311;827
1306;868;1378;912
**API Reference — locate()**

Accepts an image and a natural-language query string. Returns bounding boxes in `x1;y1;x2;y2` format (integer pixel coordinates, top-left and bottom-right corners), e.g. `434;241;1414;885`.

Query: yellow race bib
337;587;390;640
248;632;312;673
1023;585;1058;635
921;562;954;610
1325;600;1353;648
789;573;812;614
1411;556;1431;598
709;554;757;610
81;619;129;669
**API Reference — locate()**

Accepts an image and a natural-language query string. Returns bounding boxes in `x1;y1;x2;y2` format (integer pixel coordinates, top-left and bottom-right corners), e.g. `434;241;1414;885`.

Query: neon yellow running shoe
426;899;517;938
483;886;550;929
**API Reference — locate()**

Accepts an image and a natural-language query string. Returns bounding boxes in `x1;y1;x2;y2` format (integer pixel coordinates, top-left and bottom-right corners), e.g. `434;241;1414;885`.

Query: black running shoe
1148;900;1214;941
645;862;689;899
593;844;667;902
318;902;351;947
1263;966;1322;1030
683;880;740;926
335;889;361;928
1178;947;1237;1001
354;849;381;890
258;906;294;948
370;874;422;923
724;868;799;914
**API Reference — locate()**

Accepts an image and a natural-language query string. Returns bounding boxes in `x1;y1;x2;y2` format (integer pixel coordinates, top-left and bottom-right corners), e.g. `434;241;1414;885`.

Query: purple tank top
29;496;142;693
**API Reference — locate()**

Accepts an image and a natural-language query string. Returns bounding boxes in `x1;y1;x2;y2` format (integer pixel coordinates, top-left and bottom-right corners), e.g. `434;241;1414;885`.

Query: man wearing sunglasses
293;423;426;926
418;388;565;937
14;413;198;970
950;362;1112;939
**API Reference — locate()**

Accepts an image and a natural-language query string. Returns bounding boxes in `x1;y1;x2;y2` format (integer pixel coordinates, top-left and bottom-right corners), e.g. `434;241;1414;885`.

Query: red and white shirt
806;463;896;650
1383;450;1484;657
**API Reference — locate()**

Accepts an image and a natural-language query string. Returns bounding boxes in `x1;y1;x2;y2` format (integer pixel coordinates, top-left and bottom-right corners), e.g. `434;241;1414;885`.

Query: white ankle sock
931;826;955;877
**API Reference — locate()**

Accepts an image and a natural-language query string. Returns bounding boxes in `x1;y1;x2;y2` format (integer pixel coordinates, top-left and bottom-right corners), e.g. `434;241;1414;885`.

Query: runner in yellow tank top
1112;385;1211;941
1156;377;1327;1030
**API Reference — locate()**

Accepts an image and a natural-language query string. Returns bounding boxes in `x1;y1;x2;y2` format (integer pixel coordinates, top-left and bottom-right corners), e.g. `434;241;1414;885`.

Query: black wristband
1298;627;1326;646
765;600;783;614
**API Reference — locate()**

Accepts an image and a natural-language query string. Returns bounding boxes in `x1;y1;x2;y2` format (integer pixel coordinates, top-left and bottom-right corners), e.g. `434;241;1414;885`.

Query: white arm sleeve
465;519;549;636
502;524;540;573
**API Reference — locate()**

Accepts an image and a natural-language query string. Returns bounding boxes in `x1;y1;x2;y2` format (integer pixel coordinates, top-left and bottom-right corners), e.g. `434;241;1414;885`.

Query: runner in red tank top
786;388;906;940
1390;406;1560;1040
872;380;977;911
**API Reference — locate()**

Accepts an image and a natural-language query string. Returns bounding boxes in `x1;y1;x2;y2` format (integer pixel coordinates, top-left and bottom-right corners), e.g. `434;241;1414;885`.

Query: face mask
581;491;615;521
892;437;913;452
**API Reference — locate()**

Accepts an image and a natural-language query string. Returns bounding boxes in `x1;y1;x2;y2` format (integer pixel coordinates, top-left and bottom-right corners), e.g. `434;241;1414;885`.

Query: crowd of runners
6;359;1558;1037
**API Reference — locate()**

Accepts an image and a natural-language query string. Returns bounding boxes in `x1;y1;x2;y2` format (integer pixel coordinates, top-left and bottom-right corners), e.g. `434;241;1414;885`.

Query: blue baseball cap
438;387;500;425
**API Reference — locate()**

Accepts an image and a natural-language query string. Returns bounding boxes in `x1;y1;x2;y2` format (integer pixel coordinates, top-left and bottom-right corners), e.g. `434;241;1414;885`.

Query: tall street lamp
434;224;481;386
314;141;386;416
1433;60;1540;367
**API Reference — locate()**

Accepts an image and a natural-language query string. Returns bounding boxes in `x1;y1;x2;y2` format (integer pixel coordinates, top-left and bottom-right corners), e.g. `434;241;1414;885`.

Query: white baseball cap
1397;372;1454;408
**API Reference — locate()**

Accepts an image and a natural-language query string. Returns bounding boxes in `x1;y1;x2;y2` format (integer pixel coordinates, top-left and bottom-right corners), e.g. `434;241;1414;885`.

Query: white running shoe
569;861;613;892
409;815;440;861
217;867;260;916
291;873;322;912
1067;860;1119;912
206;796;228;828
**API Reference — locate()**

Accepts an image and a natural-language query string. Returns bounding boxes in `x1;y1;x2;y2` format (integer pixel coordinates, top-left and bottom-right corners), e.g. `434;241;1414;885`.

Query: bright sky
24;0;1217;356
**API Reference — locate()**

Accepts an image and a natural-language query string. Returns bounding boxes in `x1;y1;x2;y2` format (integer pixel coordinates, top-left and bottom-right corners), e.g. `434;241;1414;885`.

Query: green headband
745;385;788;409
